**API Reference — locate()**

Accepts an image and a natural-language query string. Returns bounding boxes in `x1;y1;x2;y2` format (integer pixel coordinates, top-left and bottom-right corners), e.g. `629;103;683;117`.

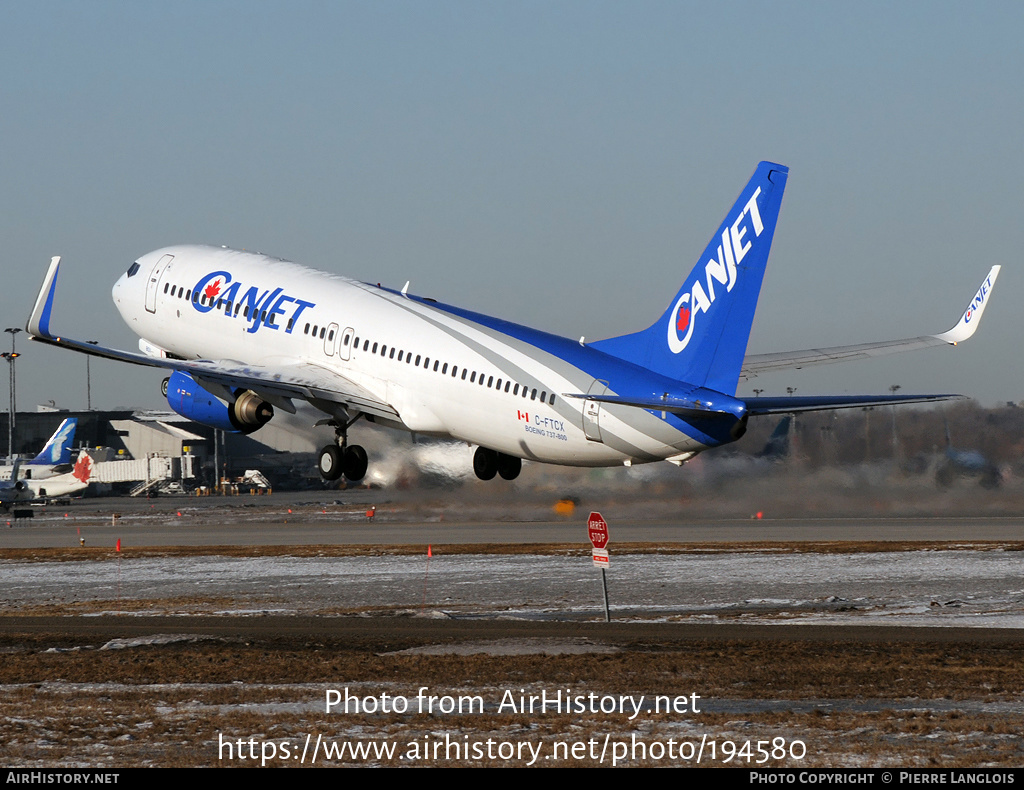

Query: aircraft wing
26;257;399;422
740;266;1000;378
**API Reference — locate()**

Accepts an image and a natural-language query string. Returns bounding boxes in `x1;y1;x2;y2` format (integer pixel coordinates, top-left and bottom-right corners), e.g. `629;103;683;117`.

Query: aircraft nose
113;260;141;304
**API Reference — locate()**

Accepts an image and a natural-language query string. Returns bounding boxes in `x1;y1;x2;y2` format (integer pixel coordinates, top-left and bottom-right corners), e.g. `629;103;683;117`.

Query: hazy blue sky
2;1;1021;413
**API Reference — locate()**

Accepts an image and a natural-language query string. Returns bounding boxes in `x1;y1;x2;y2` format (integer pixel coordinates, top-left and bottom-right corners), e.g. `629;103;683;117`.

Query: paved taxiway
3;493;1024;547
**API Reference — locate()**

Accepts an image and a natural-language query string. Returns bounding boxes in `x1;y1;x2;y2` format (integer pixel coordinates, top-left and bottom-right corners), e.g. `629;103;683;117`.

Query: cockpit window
126;262;140;278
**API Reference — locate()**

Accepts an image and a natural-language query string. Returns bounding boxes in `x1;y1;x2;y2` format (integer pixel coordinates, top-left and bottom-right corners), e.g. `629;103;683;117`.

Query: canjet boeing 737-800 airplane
26;162;999;482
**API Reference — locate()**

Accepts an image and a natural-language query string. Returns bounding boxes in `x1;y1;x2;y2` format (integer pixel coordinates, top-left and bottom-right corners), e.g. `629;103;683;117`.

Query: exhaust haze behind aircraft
25;162;1000;483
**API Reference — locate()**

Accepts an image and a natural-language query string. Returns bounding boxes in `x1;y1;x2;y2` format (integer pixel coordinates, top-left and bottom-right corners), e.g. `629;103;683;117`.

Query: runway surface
3;493;1024;547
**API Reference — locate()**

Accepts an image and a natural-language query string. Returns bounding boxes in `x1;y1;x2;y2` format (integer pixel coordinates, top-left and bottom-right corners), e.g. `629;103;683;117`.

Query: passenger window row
162;283;294;329
343;334;557;406
160;282;557;407
303;322;335;342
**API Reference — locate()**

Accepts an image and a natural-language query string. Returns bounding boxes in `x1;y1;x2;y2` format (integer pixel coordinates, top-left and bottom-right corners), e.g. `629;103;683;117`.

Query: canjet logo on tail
667;187;765;354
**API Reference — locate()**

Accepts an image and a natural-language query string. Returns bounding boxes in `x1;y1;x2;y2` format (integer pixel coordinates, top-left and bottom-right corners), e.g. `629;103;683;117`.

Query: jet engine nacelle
164;370;273;434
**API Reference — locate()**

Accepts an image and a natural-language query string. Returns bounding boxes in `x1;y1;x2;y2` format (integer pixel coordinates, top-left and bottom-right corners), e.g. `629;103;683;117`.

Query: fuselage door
583;380;608;442
324;323;340;356
339;327;355;361
144;254;174;314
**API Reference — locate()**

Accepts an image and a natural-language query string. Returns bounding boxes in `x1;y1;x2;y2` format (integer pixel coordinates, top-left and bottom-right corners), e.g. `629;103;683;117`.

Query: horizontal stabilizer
563;391;743;419
744;393;962;415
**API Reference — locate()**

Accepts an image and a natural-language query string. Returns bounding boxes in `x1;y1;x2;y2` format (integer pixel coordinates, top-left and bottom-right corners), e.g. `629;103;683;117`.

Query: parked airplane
0;418;78;481
25;162;999;483
0;450;93;509
936;416;1002;489
0;460;30;509
757;416;792;461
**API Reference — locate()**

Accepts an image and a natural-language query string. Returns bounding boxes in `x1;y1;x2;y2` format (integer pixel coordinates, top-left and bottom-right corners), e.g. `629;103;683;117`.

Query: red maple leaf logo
204;280;222;300
676;305;691;332
72;453;92;483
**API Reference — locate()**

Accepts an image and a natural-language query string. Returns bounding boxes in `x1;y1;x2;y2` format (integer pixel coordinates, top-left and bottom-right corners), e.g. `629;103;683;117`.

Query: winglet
26;256;61;339
933;265;1000;345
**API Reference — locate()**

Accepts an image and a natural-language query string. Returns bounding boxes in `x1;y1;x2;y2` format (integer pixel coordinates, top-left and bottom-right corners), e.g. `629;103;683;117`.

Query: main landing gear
318;444;368;482
318;416;368;482
473;447;522;481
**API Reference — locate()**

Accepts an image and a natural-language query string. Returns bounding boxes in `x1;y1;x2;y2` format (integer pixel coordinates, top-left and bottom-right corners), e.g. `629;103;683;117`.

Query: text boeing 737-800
26;162;999;482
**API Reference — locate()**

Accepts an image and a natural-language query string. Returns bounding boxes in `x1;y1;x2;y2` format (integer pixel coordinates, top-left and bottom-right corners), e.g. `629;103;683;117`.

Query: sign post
587;511;611;622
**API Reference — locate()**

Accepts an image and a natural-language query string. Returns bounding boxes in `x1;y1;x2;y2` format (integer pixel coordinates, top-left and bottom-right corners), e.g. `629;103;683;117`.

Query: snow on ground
1;550;1022;626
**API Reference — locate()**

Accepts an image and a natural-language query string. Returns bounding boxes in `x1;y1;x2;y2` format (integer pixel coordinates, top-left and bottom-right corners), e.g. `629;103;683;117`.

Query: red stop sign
588;511;609;550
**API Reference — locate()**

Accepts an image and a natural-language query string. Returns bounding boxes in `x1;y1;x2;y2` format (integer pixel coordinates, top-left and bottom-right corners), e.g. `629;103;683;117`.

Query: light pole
0;352;19;459
4;328;20;459
863;406;874;462
86;340;99;410
786;388;798;460
889;384;902;462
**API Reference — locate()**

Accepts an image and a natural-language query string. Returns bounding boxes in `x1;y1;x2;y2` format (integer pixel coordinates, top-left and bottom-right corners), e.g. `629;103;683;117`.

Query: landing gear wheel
318;445;344;481
497;453;521;481
161;377;169;397
344;445;368;482
473;447;498;480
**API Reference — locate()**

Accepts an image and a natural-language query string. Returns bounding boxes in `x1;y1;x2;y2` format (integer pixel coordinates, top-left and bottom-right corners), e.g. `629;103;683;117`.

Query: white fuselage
0;458;91;506
113;245;714;467
0;464;63;482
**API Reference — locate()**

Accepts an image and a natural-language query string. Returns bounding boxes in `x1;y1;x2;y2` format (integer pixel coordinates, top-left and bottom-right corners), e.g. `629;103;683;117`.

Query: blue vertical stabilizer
591;161;788;395
29;418;78;466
